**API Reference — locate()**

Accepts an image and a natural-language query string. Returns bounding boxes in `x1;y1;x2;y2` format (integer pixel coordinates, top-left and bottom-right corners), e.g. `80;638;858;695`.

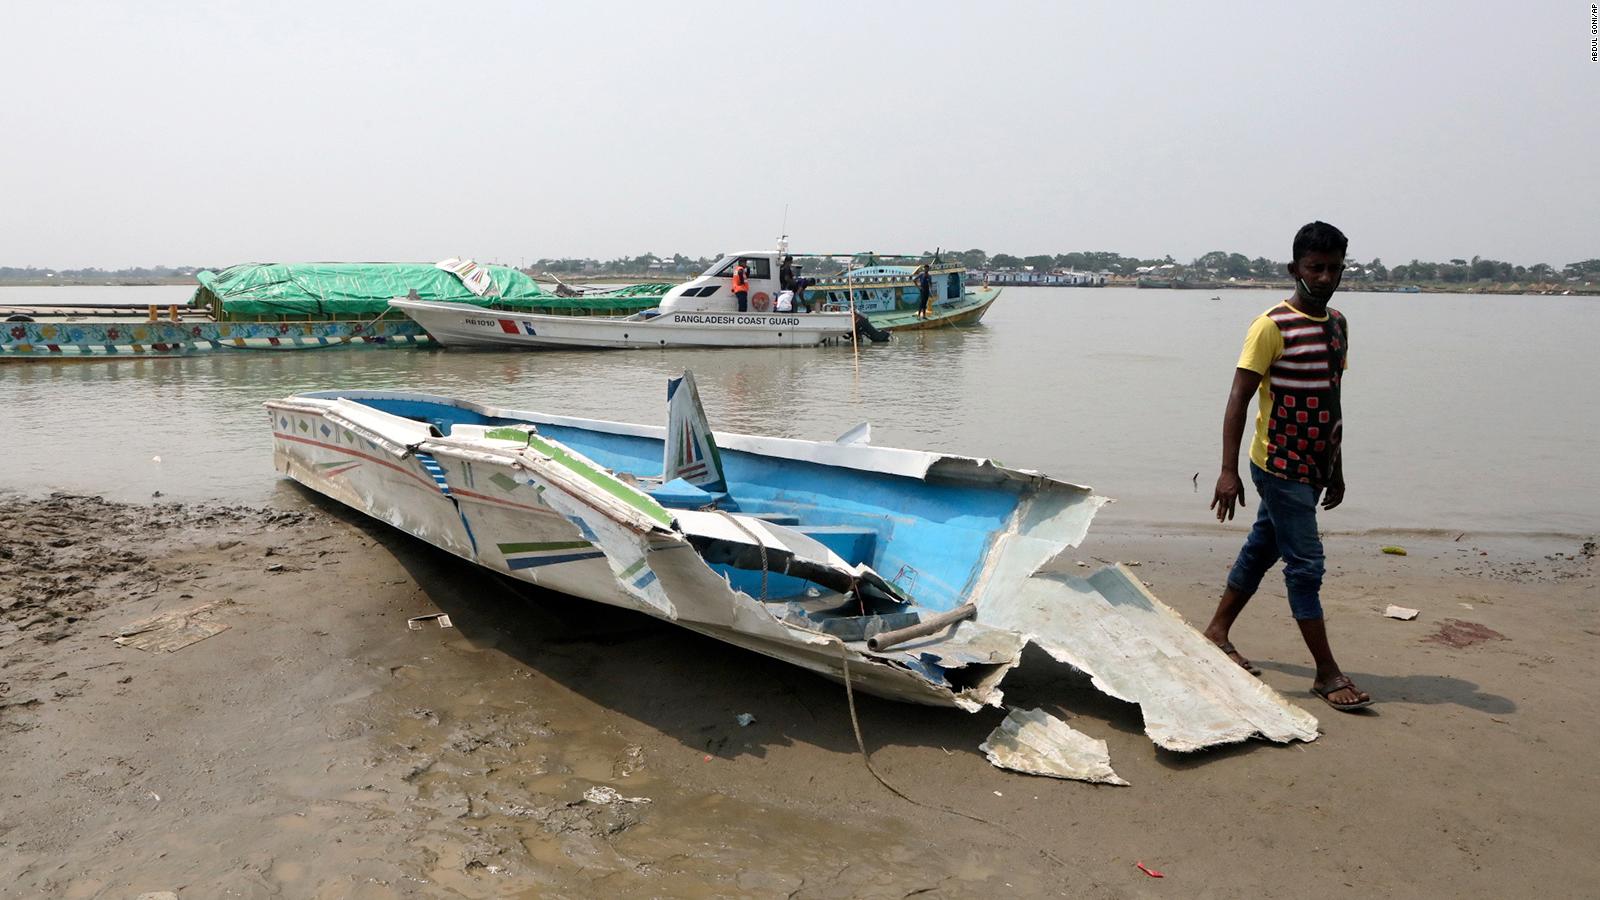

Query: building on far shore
969;268;1108;287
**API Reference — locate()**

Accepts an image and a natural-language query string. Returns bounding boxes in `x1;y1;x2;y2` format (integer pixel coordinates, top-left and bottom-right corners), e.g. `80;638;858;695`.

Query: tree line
0;265;201;281
943;250;1600;284
4;255;1597;285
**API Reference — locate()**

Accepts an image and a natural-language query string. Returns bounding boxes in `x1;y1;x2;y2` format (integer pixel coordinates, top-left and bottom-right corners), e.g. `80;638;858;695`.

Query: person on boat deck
914;264;933;317
780;256;813;313
793;268;811;312
732;258;751;312
1206;220;1372;713
779;255;795;293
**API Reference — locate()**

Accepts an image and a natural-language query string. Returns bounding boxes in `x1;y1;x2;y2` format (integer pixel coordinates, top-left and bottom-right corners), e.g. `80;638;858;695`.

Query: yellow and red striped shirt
1237;301;1349;486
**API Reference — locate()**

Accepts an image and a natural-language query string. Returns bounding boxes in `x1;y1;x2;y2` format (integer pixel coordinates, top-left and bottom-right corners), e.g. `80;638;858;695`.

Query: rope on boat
835;641;1069;872
705;512;1068;871
714;510;769;599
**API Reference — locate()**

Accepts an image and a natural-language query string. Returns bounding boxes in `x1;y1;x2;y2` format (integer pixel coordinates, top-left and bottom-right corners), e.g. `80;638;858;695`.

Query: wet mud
2;492;1596;898
0;493;1061;897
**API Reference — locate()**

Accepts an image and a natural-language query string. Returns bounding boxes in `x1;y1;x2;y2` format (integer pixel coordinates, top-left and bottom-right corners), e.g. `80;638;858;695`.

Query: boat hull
0;317;433;358
392;299;856;350
263;388;1324;753
868;288;1000;332
266;397;958;705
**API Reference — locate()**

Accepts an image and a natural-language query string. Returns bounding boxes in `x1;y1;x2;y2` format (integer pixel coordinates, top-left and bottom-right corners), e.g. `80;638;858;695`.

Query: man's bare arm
1322;453;1345;510
1212;367;1263;522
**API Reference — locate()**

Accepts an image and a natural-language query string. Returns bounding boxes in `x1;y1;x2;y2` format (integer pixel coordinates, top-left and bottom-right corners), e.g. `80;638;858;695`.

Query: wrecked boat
266;372;1317;761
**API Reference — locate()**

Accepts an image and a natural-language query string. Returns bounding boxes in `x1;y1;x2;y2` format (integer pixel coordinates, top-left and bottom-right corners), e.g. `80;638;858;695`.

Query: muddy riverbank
1;491;1595;897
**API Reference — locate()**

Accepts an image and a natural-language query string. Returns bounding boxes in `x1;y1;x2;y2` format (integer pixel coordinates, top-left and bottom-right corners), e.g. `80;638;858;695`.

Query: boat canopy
194;263;667;317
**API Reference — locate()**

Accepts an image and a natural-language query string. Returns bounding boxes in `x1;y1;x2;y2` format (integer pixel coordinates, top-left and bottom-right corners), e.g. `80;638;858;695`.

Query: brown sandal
1312;674;1373;711
1215;640;1262;675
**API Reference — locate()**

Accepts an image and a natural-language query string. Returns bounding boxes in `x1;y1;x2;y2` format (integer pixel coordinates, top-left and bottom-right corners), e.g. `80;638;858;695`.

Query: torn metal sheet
980;708;1127;785
674;509;907;602
115;602;231;652
981;565;1320;751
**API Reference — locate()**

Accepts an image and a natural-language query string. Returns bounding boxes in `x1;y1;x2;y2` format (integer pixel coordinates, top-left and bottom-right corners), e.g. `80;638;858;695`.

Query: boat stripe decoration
314;460;362;478
614;553;660;590
565;516;598;542
414;450;479;555
498;540;593;553
663;371;727;491
414;452;452;497
497;540;607;570
522;434;672;528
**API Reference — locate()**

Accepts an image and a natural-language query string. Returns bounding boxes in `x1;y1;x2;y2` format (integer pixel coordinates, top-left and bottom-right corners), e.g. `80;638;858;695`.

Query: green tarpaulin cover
193;263;671;317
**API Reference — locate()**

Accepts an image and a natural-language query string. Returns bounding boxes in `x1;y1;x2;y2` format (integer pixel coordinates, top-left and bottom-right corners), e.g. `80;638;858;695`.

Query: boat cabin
657;250;788;315
657;247;968;317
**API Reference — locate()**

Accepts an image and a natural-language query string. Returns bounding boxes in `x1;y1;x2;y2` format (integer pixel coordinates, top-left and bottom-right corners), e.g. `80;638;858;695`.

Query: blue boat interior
333;395;1025;614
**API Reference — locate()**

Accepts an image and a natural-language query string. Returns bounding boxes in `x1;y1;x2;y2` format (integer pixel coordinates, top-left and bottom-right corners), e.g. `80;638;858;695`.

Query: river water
3;285;1596;535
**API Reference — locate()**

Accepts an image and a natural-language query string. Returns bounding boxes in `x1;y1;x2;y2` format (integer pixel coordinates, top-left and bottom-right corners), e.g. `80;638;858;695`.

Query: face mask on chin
1298;277;1336;302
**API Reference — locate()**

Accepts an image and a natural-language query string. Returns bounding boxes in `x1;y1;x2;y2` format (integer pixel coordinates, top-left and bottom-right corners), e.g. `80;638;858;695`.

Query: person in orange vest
731;258;750;312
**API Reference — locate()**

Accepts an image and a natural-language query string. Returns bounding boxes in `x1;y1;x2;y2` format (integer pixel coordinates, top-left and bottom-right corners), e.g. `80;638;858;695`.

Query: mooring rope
715;510;769;599
836;642;1069;872
708;511;1070;872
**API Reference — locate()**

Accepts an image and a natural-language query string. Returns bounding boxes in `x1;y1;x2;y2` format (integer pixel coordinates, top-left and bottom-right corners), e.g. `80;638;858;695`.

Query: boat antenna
777;204;789;254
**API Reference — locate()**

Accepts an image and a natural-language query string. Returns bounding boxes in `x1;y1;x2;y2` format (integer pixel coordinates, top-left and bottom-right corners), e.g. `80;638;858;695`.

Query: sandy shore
0;490;1594;898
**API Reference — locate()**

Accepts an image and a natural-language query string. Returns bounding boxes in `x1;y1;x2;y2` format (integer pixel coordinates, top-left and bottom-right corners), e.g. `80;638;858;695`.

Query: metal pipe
865;602;977;652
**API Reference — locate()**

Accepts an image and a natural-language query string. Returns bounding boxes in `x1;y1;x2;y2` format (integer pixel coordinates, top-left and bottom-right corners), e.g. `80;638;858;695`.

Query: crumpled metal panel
980;564;1320;752
980;708;1128;785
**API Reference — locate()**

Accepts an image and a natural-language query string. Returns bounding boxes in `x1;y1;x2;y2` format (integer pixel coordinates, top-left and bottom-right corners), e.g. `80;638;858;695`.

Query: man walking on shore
1205;220;1372;712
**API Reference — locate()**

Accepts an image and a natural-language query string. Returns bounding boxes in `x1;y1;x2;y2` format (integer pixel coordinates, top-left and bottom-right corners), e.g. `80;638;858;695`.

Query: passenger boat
804;257;1001;331
631;245;1002;332
0;261;670;358
387;246;996;349
388;292;856;350
266;371;1318;768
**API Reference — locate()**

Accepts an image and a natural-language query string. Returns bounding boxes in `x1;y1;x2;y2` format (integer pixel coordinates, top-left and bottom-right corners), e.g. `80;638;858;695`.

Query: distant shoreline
0;274;1593;297
0;277;197;287
1106;279;1599;296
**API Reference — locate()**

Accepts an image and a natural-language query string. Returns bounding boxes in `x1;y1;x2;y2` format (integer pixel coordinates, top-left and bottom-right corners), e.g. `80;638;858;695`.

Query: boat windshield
708;257;771;279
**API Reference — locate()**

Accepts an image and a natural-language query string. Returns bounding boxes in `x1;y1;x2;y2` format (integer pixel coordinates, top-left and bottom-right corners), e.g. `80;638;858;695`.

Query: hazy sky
2;1;1594;268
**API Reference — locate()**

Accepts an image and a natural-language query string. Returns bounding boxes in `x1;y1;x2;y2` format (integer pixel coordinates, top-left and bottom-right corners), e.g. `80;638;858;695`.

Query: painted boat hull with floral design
0;317;433;358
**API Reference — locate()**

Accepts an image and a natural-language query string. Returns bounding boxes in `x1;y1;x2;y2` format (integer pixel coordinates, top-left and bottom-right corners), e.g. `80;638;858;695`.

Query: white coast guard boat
267;371;1318;770
389;249;856;350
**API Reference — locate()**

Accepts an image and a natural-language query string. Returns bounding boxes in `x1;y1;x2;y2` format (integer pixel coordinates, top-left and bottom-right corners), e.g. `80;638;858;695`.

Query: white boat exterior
389;298;854;349
265;378;1320;762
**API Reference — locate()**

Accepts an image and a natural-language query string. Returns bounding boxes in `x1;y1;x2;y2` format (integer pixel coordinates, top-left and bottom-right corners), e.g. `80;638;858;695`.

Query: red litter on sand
1136;862;1165;878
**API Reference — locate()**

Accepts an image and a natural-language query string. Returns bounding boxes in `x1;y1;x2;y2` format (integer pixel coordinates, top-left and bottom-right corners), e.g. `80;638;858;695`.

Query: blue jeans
1226;465;1326;620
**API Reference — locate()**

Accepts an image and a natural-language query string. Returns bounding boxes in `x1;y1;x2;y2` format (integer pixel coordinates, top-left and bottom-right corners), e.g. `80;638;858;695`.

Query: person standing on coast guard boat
1204;220;1373;713
793;266;811;312
775;255;795;312
732;258;751;312
779;255;795;293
